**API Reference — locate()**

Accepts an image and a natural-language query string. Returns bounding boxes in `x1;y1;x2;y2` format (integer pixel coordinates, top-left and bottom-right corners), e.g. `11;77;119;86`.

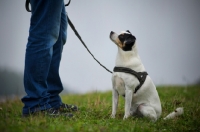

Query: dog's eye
118;35;124;42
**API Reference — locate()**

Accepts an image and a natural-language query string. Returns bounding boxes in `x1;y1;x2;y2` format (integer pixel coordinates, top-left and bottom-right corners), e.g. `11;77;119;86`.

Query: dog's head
110;30;136;51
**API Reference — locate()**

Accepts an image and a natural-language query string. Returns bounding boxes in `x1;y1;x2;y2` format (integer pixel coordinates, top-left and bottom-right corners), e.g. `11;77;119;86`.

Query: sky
0;0;200;93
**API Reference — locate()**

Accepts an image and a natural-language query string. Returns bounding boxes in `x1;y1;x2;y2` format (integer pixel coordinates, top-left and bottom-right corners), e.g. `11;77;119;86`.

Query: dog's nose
110;31;114;36
110;31;114;38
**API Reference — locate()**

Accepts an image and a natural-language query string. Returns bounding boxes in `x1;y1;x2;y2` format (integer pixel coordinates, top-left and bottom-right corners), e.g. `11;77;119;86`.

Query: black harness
113;67;148;93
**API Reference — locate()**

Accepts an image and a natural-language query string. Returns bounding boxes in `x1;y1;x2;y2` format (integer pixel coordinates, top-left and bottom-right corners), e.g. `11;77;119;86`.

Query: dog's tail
163;107;184;120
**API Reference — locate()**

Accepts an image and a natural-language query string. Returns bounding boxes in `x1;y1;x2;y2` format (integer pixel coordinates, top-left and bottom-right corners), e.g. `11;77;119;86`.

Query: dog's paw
123;115;130;120
110;114;116;119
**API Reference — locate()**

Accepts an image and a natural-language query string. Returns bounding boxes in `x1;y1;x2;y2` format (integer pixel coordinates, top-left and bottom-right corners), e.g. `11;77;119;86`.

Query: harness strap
113;67;148;93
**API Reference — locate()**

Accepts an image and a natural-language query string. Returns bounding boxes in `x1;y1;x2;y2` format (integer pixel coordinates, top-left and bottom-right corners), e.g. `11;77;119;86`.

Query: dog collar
113;67;148;93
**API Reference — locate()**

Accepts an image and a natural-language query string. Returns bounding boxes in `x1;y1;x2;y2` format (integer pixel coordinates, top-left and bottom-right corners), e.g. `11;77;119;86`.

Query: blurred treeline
0;68;73;100
0;68;24;97
0;68;199;99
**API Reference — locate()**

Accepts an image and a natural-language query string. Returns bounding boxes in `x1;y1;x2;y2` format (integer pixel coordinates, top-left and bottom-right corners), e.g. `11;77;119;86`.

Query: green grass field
0;86;200;132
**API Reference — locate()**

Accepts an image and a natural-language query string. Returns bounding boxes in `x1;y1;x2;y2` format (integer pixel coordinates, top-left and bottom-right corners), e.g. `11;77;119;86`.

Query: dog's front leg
123;88;133;120
111;89;119;118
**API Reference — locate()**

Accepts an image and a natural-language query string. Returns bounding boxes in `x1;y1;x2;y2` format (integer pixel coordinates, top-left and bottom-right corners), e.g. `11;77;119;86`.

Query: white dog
110;30;162;121
109;30;183;121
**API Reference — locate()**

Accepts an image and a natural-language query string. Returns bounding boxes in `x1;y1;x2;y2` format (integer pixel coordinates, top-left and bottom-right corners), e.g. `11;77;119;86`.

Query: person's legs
21;0;64;115
47;3;67;109
47;3;78;112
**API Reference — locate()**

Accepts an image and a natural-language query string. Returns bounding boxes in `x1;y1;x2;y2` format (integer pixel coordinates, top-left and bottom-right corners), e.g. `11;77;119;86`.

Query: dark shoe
22;108;73;118
44;108;73;117
60;103;78;112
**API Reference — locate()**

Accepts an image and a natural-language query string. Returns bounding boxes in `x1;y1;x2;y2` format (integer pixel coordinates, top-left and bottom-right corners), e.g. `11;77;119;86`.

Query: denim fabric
21;0;67;114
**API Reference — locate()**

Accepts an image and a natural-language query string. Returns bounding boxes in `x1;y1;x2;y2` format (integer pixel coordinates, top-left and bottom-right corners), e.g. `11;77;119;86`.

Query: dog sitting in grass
109;30;183;121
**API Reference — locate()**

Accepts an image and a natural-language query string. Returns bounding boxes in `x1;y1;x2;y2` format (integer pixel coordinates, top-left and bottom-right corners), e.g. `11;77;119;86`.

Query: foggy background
0;0;200;98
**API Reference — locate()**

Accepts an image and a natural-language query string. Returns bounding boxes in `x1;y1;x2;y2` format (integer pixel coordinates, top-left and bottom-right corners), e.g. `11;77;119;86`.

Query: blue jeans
21;0;67;114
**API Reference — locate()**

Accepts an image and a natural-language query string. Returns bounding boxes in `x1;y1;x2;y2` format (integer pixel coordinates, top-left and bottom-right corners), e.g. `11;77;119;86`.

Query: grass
0;85;200;132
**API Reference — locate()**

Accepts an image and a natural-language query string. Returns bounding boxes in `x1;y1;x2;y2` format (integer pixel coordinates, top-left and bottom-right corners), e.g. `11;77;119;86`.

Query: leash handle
65;0;71;6
25;0;31;12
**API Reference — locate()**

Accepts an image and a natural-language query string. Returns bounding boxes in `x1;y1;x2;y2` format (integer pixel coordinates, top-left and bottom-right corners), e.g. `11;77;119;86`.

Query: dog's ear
122;35;136;51
126;30;132;34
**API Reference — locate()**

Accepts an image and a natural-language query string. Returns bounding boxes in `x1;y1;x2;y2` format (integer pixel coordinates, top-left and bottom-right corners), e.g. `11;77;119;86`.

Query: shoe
22;108;73;118
44;108;73;117
60;103;78;112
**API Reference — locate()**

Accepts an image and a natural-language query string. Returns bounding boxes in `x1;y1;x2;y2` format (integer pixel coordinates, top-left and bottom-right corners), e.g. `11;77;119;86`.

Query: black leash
66;15;113;74
25;0;112;74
